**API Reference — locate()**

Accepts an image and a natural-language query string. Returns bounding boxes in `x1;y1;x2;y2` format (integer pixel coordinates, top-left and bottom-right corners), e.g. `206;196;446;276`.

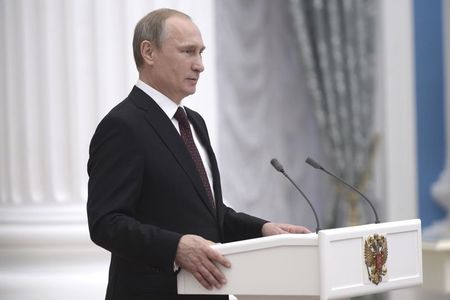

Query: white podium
178;219;422;300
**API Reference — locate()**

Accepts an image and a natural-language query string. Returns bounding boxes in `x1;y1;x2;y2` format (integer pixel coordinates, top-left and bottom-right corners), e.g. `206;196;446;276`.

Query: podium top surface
211;219;421;256
211;232;318;255
318;219;421;239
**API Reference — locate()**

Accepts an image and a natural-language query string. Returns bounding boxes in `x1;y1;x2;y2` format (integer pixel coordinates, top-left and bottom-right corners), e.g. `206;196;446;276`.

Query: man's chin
185;88;196;97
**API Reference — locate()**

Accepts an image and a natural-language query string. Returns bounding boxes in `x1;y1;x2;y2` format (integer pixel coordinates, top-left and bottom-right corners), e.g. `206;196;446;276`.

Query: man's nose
193;56;204;73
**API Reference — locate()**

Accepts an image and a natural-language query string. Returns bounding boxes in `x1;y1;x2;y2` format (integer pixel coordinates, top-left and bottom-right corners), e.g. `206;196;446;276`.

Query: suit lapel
129;87;217;218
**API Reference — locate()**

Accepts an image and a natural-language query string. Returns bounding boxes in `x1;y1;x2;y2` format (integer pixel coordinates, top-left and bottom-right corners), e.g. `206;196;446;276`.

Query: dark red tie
174;107;215;209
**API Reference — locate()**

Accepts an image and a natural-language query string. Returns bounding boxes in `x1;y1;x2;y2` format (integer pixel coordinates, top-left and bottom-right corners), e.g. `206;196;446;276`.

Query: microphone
305;157;380;224
270;158;321;233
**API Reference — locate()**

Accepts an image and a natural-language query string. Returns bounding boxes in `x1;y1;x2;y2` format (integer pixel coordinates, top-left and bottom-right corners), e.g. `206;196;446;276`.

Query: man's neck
138;74;182;105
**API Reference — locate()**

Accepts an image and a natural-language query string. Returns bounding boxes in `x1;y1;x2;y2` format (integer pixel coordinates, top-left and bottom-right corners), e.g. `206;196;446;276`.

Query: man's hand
175;234;231;290
261;222;311;236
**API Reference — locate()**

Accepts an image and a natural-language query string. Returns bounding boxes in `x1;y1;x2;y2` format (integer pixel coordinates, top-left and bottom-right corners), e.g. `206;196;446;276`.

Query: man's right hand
175;234;231;290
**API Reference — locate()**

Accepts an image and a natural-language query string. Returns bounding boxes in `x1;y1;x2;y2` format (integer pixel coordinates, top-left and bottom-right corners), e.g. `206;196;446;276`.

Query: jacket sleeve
221;204;269;243
87;114;182;269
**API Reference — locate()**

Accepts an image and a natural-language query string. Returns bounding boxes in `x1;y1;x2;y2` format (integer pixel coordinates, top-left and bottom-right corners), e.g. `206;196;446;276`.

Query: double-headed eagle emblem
364;234;388;285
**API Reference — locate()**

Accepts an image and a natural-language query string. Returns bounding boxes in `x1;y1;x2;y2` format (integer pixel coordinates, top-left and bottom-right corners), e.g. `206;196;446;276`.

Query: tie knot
174;107;189;128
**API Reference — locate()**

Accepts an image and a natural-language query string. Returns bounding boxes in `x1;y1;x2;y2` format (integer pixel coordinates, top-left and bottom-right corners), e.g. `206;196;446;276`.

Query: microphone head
305;157;323;169
270;158;285;173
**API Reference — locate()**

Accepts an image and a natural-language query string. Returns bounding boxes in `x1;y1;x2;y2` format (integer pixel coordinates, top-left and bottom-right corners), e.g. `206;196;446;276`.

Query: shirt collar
135;79;183;120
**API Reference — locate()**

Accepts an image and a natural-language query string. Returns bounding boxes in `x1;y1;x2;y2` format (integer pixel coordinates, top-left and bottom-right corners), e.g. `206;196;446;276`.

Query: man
87;8;310;300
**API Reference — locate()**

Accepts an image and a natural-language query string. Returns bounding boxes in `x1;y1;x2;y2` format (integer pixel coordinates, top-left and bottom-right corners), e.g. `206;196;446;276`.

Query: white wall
378;0;417;224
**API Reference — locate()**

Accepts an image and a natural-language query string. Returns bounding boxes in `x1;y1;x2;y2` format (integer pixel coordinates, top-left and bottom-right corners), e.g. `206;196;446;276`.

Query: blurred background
0;0;448;299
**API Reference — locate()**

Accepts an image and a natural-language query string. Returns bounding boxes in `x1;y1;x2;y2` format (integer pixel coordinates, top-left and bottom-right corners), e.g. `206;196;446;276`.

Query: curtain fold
289;0;379;226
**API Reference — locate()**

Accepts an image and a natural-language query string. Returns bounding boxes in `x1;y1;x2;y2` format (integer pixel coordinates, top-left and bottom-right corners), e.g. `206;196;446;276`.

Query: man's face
150;16;205;103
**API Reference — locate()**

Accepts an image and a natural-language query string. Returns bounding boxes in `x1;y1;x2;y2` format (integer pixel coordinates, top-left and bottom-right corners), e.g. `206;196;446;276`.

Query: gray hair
132;8;191;68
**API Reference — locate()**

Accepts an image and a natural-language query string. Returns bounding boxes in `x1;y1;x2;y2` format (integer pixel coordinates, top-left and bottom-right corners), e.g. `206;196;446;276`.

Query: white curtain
216;0;334;229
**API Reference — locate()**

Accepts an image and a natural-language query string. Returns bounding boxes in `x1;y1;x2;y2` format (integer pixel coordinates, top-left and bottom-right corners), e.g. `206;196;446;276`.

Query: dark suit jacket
87;86;267;300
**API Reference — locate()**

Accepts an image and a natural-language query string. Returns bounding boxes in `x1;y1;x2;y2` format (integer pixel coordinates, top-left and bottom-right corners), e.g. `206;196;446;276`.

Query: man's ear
141;40;155;65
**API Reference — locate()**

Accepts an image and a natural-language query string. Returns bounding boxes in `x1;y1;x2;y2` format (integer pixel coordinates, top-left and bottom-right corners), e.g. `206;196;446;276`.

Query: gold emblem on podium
364;234;388;285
